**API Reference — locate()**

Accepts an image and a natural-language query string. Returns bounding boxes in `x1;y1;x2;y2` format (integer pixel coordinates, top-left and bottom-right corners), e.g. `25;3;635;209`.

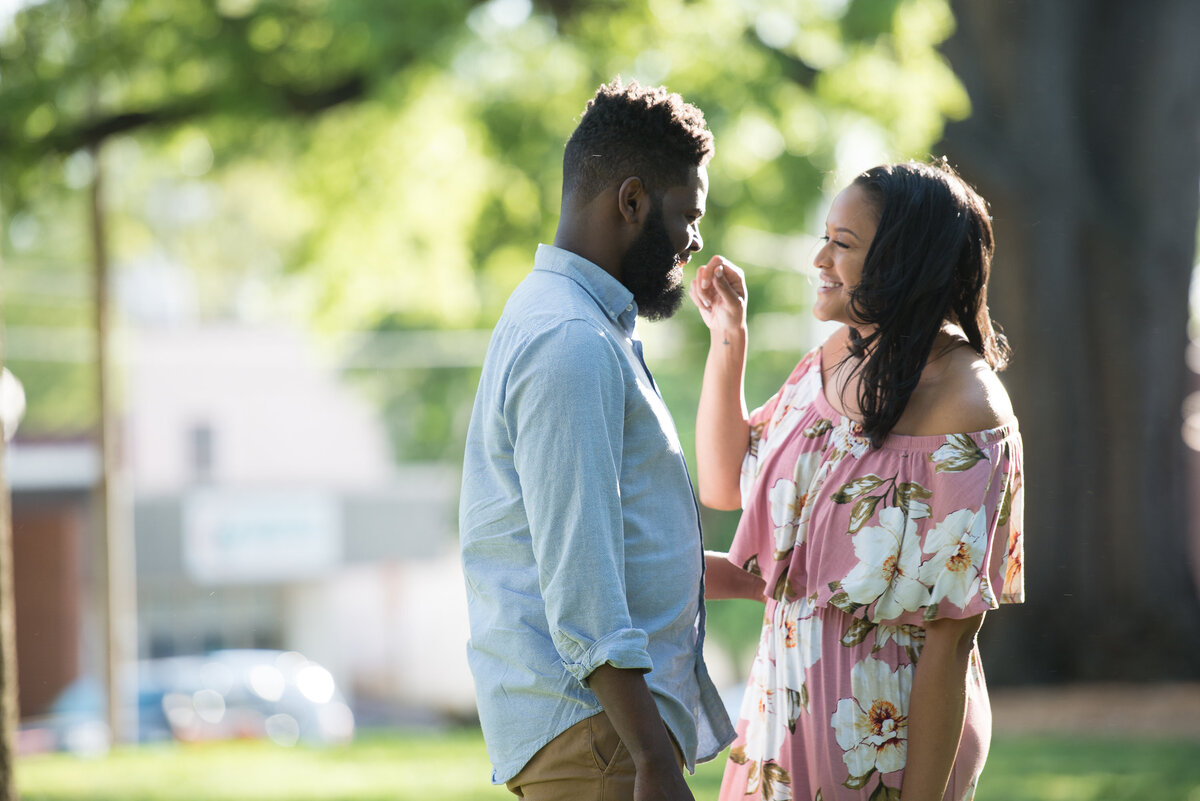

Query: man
460;80;735;801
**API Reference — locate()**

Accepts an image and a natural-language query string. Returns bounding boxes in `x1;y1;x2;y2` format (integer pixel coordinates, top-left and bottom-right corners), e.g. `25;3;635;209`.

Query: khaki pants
505;711;684;801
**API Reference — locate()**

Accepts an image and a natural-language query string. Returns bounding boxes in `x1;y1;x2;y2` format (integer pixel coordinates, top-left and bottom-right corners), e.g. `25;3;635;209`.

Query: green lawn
16;729;1200;801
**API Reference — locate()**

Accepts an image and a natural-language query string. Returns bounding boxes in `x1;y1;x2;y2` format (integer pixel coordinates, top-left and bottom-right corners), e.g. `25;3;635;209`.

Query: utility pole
89;142;136;745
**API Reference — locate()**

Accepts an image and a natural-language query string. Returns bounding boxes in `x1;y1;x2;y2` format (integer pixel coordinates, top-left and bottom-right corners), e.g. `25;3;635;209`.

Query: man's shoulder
498;273;620;352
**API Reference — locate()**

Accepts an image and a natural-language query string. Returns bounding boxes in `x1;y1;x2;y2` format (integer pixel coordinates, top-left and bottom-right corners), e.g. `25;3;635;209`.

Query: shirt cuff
555;627;653;687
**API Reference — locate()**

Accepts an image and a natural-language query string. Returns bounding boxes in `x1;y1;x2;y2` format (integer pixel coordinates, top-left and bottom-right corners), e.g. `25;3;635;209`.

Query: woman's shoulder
895;343;1015;436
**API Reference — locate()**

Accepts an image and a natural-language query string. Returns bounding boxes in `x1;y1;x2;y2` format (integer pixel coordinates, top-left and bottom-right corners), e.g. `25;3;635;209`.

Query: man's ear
617;176;648;224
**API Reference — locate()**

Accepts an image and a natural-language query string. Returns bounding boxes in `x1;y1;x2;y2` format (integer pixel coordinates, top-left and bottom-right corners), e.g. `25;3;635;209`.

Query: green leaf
804;418;833;438
828;590;862;614
831;474;885;503
998;477;1013;527
931;434;989;472
896;480;934;517
844;768;876;790
849;494;882;532
869;778;903;801
841;616;877;648
762;761;792;797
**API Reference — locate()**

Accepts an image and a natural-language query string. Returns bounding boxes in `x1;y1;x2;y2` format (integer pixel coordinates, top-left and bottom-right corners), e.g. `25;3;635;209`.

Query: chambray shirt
460;244;735;784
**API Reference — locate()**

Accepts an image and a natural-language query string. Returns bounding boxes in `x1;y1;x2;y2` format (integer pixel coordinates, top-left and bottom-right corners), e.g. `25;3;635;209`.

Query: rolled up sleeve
505;320;653;686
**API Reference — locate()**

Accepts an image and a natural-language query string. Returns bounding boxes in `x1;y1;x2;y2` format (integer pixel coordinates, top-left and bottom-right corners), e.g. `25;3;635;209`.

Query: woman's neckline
813;342;1018;451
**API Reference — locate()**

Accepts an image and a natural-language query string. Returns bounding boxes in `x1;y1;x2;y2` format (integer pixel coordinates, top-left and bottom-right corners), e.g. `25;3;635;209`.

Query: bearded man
459;80;734;801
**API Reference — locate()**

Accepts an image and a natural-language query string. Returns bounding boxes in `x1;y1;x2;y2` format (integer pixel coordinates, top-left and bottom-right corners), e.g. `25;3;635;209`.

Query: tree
939;0;1200;682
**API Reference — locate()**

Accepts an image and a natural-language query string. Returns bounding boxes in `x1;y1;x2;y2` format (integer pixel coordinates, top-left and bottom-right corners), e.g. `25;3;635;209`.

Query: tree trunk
940;0;1200;683
0;211;22;799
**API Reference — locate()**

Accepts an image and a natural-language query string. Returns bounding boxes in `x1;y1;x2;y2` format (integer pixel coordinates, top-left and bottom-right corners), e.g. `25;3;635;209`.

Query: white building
124;324;476;721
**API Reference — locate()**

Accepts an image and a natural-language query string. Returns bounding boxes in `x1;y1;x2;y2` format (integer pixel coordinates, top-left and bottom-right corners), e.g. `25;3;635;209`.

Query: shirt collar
534;244;639;333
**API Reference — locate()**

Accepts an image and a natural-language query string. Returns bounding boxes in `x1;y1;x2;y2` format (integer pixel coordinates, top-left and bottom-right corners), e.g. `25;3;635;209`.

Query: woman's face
812;183;879;325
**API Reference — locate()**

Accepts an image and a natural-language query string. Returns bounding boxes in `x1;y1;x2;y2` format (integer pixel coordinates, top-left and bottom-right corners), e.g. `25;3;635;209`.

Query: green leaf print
895;481;934;519
869;779;903;801
998;476;1013;527
843;768;876;790
841;617;877;648
763;761;792;798
743;554;762;577
849;494;882;533
804;419;834;438
922;601;941;622
816;791;824;801
931;434;989;472
831;474;885;503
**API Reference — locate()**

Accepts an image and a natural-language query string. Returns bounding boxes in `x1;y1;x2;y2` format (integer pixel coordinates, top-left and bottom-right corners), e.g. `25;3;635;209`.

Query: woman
691;161;1024;801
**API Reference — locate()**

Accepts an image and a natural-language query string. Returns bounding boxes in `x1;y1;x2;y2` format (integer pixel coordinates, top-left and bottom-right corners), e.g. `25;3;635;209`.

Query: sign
183;489;342;584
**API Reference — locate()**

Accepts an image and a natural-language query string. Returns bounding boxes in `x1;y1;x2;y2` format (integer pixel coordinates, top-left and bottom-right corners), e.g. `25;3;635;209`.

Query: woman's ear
617;176;648;224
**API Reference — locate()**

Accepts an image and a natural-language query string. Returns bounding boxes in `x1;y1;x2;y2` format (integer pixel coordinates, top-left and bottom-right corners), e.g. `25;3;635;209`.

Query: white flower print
768;451;824;559
735;596;822;796
769;478;801;558
828;419;871;460
919;507;987;609
841;506;929;620
831;657;913;780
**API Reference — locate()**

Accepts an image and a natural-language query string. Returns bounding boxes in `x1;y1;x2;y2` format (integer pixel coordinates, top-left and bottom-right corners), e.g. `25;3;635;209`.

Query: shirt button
625;304;633;312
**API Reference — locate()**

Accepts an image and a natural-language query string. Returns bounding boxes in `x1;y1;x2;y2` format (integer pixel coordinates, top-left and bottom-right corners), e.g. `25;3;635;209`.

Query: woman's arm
900;612;986;801
689;256;750;510
704;551;765;601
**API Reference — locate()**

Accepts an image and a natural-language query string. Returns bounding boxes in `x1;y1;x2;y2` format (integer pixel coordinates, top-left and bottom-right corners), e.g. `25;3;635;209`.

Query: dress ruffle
730;347;1025;627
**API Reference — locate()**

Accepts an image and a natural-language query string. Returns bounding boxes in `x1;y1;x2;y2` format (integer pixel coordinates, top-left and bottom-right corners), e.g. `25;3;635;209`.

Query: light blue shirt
460;244;735;784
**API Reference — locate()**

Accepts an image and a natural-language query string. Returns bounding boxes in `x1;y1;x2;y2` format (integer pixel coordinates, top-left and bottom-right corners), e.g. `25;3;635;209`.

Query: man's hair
562;79;714;205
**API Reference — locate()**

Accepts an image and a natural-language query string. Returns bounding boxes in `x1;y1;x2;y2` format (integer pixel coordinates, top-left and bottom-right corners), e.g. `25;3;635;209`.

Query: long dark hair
843;160;1011;447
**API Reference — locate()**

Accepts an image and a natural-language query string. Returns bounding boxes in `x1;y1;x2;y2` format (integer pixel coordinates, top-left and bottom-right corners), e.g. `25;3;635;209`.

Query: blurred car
19;649;354;755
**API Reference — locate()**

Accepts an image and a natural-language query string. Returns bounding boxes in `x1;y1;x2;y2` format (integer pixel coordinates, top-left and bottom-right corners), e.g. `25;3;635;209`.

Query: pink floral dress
718;346;1025;801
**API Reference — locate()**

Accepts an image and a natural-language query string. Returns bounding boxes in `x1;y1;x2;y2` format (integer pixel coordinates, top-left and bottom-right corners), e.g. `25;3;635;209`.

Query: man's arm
588;665;694;801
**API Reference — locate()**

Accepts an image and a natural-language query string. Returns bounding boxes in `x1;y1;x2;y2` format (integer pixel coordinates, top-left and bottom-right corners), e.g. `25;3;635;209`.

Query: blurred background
0;0;1198;797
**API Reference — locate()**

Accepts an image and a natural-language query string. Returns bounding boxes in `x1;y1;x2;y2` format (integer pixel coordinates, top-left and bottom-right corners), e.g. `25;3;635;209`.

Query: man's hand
588;664;695;801
633;757;695;801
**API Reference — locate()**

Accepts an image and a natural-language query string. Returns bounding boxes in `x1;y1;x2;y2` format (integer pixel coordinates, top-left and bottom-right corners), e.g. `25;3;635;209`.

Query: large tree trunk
940;0;1200;683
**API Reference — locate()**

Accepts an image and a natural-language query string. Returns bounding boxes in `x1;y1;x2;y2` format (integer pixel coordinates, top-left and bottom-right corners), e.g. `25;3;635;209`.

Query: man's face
619;165;708;321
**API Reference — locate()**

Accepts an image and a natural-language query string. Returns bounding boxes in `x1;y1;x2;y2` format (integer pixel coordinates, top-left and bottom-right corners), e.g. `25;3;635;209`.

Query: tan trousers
505;711;684;801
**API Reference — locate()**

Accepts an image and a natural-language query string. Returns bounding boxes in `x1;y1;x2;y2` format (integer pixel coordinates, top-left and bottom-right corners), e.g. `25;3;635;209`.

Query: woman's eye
819;234;849;249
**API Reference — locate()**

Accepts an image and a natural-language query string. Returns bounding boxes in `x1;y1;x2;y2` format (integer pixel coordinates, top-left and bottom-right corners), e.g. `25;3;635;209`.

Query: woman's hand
689;255;747;338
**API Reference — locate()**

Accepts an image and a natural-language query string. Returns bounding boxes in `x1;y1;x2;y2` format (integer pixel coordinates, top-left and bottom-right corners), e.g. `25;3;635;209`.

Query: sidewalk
990;683;1200;739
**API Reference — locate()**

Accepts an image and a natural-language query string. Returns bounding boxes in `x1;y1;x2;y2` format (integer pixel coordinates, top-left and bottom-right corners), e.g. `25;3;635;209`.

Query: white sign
183;489;342;584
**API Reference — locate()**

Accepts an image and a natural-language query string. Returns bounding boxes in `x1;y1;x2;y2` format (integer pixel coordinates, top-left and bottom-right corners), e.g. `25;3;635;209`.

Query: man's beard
619;204;685;321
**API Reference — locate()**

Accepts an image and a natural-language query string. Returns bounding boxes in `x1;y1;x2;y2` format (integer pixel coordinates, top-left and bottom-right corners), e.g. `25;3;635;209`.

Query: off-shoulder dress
718;346;1025;801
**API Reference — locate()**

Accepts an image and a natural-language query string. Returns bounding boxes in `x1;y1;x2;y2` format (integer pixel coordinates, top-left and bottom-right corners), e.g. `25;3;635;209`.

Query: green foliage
0;0;970;466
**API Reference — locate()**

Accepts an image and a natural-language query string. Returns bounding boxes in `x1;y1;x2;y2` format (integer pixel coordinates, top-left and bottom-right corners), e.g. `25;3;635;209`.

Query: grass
15;729;1200;801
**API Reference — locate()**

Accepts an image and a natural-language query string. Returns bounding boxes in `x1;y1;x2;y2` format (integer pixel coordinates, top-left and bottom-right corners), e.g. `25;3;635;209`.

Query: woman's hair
843;159;1011;447
562;79;714;205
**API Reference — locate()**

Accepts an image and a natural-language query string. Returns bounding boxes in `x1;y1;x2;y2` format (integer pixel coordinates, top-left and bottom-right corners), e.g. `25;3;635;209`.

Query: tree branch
6;75;370;157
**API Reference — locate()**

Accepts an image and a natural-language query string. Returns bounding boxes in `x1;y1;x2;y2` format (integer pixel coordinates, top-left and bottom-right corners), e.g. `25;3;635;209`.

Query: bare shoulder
898;345;1015;436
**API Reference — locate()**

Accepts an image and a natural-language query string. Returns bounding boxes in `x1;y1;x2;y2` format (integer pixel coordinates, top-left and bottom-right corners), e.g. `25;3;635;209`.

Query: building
8;323;476;733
